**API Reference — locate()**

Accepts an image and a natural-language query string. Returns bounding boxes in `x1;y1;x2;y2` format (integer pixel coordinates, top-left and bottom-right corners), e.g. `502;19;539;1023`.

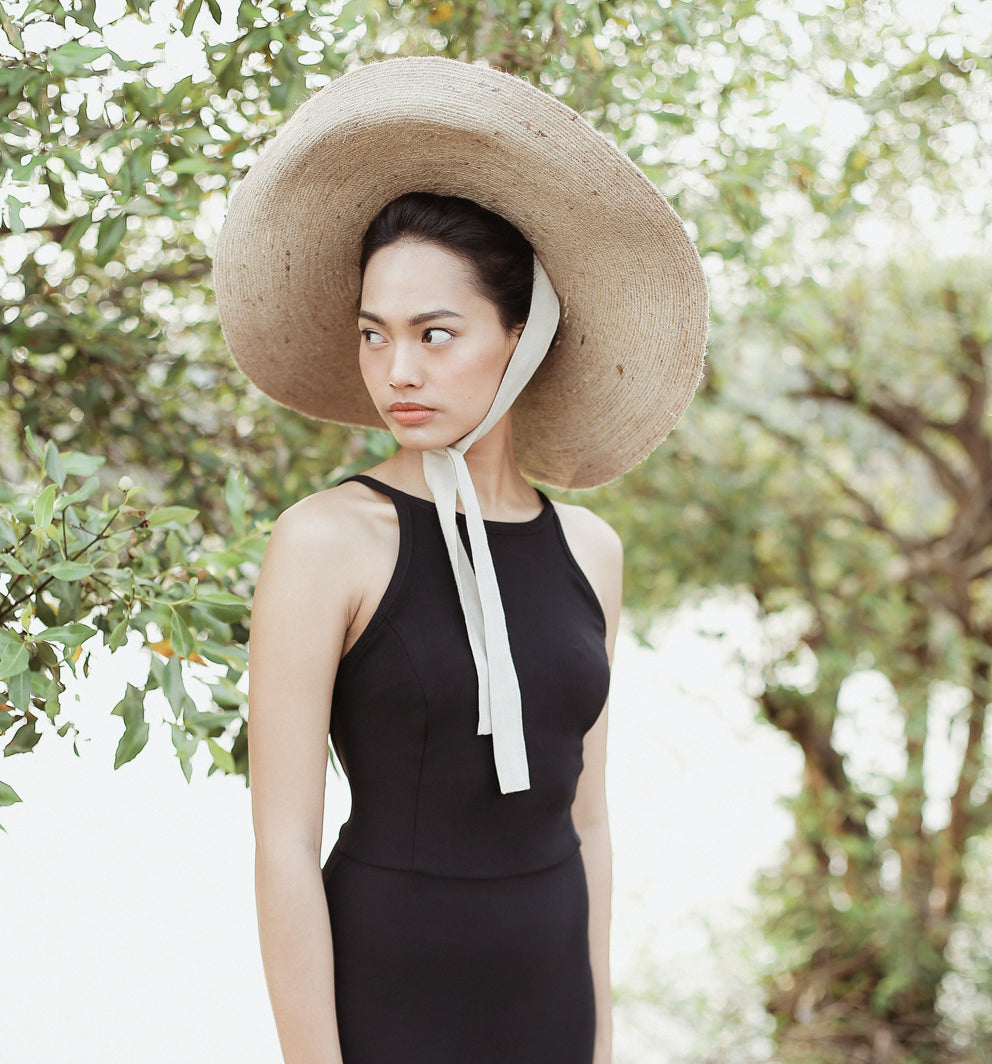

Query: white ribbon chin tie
421;259;560;794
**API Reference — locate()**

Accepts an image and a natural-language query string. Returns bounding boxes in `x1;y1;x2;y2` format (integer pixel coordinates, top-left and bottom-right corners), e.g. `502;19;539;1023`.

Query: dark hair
359;193;534;333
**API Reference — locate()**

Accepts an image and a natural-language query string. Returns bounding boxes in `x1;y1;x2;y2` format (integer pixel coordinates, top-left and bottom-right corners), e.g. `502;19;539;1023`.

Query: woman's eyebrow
358;308;464;325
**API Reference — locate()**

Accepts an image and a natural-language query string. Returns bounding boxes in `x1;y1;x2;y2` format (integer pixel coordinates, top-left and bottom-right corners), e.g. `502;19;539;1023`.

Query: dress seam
331;842;583;882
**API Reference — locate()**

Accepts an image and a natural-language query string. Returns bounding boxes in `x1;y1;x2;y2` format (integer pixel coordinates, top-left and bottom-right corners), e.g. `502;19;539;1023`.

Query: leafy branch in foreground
0;430;266;817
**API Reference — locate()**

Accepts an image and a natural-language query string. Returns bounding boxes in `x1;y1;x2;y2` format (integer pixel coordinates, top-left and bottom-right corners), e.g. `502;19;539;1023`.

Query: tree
602;257;992;1060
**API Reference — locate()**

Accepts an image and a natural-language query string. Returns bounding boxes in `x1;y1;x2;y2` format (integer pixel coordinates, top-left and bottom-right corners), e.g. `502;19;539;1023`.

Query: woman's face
358;240;519;451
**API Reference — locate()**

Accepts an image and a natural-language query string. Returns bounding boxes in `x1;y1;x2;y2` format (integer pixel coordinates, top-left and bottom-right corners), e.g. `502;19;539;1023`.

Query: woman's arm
559;503;623;1064
248;496;364;1064
574;704;614;1063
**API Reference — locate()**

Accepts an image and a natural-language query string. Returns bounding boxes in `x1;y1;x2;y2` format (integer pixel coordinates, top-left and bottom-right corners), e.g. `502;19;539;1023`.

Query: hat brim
213;57;708;489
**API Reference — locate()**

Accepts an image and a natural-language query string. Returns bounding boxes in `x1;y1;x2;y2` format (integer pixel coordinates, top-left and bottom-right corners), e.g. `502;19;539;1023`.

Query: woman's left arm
574;703;614;1064
560;503;623;1064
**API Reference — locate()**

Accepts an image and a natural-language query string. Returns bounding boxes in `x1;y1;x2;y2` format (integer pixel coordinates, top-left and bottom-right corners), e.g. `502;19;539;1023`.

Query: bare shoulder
256;480;400;657
257;481;398;612
551;501;623;641
551;501;623;570
266;480;392;562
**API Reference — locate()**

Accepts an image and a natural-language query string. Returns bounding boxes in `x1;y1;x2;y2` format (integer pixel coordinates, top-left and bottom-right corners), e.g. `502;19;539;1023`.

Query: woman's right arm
248;498;359;1064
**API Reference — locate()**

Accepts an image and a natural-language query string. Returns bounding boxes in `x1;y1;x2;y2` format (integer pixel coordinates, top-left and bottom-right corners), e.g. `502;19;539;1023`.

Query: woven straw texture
213;56;708;489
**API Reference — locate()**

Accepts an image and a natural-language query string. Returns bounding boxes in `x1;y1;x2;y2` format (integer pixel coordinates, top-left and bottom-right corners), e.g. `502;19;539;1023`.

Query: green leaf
42;678;60;723
162;655;195;719
184;707;240;735
0;67;33;95
170;723;198;782
61;213;93;251
170;156;215;175
6;196;24;235
40;623;97;647
205;0;222;23
46;169;68;212
0;5;25;52
198;638;248;669
60;452;106;476
107;617;130;651
269;79;290;112
0;633;30;680
44;441;67;488
55;476;100;511
169;611;194;659
224;469;247;535
207;736;235;773
0;780;22;807
196;591;248;623
182;0;204;36
23;426;45;462
162;74;193;114
95;214;128;268
236;0;263;28
6;668;32;713
45;560;96;582
33;484;57;531
122;197;163;217
147;505;199;527
174;125;214;147
4;718;40;756
2;554;30;576
197;591;245;607
164;530;185;565
205;675;246;709
216;44;244;91
111;683;149;768
49;41;108;76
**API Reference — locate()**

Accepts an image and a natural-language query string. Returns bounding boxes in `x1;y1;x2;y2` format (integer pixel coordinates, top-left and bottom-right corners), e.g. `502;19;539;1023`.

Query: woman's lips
389;403;436;425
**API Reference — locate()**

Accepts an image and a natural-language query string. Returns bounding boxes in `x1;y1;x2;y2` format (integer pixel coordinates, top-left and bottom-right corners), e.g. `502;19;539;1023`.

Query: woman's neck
371;414;542;521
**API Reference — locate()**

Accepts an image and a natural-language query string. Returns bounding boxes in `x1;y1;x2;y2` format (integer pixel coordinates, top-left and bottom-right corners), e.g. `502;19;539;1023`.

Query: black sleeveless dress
321;475;611;1063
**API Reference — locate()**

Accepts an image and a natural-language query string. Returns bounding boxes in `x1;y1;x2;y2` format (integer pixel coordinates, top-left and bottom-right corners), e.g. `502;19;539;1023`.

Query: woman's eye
423;328;453;344
361;328;385;345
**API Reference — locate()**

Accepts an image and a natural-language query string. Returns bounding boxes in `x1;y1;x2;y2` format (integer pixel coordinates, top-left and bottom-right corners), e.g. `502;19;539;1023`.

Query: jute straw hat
214;55;707;489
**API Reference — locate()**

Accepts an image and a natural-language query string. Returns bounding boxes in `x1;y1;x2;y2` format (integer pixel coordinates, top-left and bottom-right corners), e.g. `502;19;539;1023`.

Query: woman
214;57;707;1064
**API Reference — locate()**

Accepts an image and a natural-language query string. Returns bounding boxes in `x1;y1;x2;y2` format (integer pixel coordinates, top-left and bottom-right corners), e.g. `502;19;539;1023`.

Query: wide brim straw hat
214;56;707;489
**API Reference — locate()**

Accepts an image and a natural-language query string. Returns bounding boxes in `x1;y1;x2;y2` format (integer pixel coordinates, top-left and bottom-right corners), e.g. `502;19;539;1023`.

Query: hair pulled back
359;193;535;334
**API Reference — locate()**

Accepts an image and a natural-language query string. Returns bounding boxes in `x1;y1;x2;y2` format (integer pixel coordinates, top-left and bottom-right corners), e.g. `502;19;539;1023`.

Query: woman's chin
386;421;470;453
393;434;463;454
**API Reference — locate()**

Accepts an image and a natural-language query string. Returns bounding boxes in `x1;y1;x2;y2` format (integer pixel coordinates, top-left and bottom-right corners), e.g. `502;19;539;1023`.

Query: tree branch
760;684;871;840
740;411;921;554
942;289;991;480
792;380;971;508
940;654;990;918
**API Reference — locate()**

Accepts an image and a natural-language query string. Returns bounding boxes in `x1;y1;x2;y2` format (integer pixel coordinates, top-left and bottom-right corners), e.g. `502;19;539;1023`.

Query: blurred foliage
2;0;991;1058
595;249;992;1061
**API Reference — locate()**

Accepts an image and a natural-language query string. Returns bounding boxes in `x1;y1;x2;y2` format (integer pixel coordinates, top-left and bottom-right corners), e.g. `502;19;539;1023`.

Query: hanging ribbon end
498;772;531;795
495;756;530;795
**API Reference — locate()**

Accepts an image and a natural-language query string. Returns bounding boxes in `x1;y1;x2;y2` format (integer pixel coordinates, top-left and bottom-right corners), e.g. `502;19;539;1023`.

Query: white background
3;602;801;1063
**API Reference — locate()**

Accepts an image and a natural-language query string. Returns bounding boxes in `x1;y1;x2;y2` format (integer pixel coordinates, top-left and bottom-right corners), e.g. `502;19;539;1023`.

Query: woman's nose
387;340;425;389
